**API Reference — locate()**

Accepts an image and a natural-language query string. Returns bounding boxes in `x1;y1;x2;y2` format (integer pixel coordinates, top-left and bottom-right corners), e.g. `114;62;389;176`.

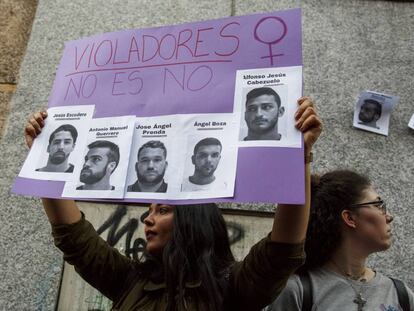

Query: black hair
245;87;281;108
193;138;222;155
87;140;120;170
139;203;235;311
138;140;167;159
298;170;371;272
49;124;78;144
362;99;382;117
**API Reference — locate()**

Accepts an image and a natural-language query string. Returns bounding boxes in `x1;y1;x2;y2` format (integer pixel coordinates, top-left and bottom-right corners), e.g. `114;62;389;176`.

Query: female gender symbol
254;16;287;66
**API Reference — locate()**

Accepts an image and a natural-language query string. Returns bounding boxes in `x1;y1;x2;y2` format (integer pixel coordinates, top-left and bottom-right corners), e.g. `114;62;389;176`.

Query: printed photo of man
358;99;382;129
36;124;78;173
181;137;226;192
77;140;119;191
127;140;168;193
243;87;285;141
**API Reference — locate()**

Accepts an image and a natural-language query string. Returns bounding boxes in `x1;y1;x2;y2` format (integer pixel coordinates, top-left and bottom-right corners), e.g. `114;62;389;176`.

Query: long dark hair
298;170;371;272
139;203;235;311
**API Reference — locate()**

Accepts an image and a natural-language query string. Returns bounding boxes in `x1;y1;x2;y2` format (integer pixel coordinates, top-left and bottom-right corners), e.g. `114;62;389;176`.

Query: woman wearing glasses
267;170;413;311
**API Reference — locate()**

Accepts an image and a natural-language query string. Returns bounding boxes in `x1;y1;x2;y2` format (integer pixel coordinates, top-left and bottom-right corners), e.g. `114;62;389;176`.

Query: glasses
350;199;387;215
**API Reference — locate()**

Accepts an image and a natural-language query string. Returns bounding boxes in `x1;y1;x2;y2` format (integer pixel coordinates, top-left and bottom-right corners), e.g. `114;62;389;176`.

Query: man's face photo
359;100;381;123
136;147;167;184
245;94;284;134
47;130;75;164
192;144;221;177
80;147;115;184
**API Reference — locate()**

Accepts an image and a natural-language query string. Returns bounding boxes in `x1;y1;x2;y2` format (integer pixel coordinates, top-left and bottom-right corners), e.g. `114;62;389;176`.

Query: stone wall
0;0;413;309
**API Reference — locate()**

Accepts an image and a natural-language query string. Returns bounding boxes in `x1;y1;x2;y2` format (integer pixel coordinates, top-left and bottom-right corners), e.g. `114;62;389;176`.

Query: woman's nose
143;213;154;226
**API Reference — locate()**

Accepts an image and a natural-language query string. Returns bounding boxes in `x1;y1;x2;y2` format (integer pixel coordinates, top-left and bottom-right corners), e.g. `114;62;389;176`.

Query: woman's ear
341;210;357;228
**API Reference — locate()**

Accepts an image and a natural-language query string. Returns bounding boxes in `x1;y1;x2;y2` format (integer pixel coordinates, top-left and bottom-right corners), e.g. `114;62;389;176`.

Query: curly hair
298;170;371;272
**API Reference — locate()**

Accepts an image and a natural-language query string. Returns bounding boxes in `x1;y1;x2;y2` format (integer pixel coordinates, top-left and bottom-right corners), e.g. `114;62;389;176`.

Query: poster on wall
13;8;306;204
408;113;414;130
353;90;400;136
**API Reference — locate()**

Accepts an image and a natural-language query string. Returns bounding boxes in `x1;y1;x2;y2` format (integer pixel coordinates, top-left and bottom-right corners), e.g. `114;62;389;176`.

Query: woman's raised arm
25;111;81;225
271;97;322;243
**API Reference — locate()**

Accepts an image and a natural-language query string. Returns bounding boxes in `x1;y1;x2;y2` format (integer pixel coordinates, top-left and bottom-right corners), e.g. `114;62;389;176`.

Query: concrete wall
0;0;413;309
0;0;38;137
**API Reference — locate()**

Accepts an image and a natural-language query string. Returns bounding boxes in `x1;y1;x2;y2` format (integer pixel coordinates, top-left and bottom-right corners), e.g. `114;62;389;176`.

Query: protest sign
13;8;305;204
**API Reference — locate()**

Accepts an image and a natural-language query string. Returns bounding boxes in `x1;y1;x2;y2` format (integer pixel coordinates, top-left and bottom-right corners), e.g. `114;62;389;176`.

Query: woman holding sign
24;97;322;311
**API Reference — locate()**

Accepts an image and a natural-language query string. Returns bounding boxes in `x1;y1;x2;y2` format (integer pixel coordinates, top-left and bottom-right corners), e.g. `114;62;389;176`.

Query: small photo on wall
408;113;414;130
353;90;399;136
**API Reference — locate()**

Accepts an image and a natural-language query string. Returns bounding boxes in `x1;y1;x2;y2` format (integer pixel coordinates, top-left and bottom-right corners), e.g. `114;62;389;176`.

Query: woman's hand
25;110;47;148
294;97;322;155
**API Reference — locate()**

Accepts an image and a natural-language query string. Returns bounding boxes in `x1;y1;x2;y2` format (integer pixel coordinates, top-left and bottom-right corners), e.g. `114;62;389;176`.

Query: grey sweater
267;267;414;311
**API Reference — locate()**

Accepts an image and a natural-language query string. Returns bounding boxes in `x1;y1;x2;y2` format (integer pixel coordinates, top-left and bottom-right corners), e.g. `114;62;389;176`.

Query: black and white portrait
242;87;285;141
353;91;399;136
181;137;227;192
77;140;120;191
235;67;302;148
127;140;168;193
358;99;383;129
62;115;136;199
36;124;78;173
